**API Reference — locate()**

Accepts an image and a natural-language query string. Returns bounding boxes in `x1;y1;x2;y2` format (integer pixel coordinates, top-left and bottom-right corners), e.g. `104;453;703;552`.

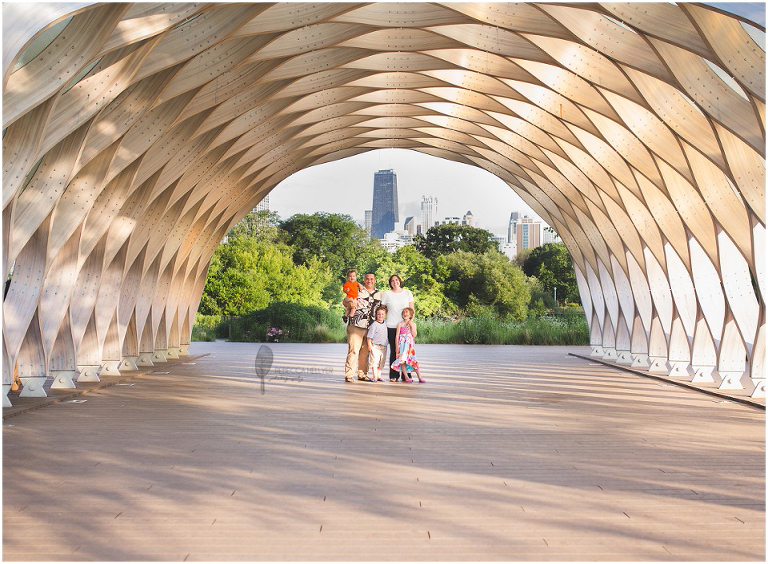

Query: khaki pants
345;325;370;379
369;344;387;374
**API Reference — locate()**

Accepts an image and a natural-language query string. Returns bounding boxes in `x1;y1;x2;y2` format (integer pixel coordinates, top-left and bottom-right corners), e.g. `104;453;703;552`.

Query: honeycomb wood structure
2;3;765;406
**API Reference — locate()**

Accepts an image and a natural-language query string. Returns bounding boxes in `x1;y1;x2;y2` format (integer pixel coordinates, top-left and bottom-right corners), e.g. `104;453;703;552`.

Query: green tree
521;243;580;304
280;212;371;278
198;237;332;316
390;245;450;317
442;250;530;320
353;241;395;289
227;209;281;242
414;224;497;258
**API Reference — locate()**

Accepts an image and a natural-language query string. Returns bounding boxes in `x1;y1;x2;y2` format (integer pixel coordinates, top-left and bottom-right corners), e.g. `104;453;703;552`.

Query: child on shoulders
342;269;363;323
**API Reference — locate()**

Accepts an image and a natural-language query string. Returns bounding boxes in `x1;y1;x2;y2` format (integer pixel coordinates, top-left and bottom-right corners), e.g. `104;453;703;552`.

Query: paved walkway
3;342;765;561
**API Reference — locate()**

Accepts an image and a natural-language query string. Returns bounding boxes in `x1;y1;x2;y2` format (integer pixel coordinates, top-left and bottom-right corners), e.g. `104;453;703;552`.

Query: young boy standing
365;305;388;381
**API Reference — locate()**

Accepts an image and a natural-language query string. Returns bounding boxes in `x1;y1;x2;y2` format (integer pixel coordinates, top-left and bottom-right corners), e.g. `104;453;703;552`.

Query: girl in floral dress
391;307;425;383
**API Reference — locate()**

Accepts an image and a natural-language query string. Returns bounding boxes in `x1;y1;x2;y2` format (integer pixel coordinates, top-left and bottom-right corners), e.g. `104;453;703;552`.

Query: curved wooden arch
2;2;765;403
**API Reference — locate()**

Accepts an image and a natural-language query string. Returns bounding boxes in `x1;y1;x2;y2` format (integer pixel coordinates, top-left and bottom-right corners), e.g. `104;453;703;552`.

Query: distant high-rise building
500;241;517;260
420;196;438;234
509;213;541;252
371;169;398;239
507;211;520;244
542;223;561;244
381;230;414;253
364;210;372;236
404;216;417;235
442;216;461;225
253;194;270;212
462;210;474;226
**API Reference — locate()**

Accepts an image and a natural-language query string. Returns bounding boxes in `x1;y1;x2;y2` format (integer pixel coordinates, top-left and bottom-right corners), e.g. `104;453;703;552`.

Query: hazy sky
706;2;765;25
268;2;765;239
269;149;536;238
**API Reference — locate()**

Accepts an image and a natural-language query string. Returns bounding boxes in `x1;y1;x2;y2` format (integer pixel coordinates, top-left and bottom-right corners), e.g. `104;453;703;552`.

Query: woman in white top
380;274;415;381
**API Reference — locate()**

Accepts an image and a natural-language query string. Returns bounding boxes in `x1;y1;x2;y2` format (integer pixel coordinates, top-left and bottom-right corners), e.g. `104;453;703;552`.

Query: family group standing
343;271;424;383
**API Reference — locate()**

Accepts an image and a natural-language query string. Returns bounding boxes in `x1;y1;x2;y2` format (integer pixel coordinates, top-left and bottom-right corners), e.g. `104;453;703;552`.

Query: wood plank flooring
3;342;765;561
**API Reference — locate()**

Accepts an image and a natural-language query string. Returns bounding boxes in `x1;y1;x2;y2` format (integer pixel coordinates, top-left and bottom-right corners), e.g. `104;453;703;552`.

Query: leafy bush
191;313;225;342
229;302;345;343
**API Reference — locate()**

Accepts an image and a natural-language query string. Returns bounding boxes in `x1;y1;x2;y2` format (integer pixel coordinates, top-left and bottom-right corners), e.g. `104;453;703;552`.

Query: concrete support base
631;354;650;369
602;347;618;361
718;371;744;390
120;357;139;371
19;377;47;397
50;370;77;389
136;354;154;367
616;350;633;364
166;347;180;359
100;361;121;377
590;345;604;357
152;349;168;363
3;384;12;407
691;365;715;383
648;357;668;373
668;362;690;378
750;379;765;398
77;365;101;382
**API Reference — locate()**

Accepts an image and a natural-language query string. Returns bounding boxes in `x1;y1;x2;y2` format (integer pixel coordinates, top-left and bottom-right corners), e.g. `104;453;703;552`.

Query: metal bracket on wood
120;357;139;371
136;354;154;367
152;349;168;363
668;362;690;378
50;370;77;389
718;371;744;390
648;357;668;373
100;361;121;376
616;350;633;364
691;365;715;382
602;347;618;361
19;377;47;397
631;354;650;369
77;365;100;382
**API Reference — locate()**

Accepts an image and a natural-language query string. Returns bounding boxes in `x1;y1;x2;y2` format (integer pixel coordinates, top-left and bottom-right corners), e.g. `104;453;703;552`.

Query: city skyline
268;149;538;238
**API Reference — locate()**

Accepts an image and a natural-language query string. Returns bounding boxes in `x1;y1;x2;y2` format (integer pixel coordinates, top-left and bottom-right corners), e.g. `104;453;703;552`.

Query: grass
192;310;588;346
416;313;589;345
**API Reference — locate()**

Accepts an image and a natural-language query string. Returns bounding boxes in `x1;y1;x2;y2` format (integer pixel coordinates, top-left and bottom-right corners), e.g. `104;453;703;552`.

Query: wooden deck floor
3;342;765;561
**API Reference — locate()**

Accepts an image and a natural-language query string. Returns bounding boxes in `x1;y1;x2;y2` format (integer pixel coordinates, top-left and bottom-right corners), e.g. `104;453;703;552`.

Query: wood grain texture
1;2;763;392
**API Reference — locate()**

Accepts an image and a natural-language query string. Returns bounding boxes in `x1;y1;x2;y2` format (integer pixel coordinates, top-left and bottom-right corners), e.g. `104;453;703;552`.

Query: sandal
358;376;372;381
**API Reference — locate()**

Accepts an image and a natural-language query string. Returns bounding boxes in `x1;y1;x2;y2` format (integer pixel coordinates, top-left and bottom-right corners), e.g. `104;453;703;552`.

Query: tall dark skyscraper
371;169;398;239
